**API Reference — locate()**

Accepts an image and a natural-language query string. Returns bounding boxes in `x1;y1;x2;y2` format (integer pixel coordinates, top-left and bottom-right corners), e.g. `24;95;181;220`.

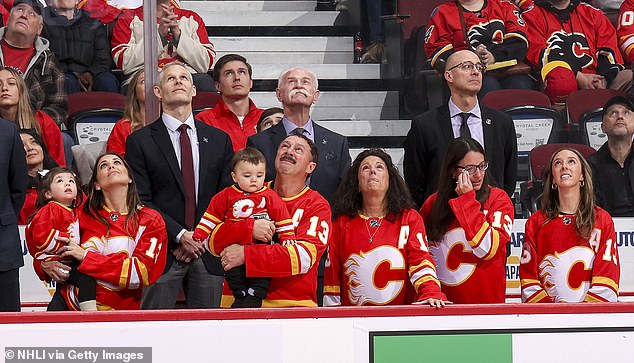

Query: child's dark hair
34;167;83;211
231;147;266;171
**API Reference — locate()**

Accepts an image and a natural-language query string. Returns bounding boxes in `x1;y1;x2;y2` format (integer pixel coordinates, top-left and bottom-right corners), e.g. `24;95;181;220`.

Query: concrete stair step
182;0;316;12
250;91;399;120
213;36;353;64
198;10;342;27
243;64;381;80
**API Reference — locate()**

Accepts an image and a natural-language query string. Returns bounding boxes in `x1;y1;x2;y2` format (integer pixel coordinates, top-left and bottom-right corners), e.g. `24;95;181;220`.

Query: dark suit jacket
0;120;27;271
403;104;518;208
247;121;351;205
587;141;634;217
125;117;233;275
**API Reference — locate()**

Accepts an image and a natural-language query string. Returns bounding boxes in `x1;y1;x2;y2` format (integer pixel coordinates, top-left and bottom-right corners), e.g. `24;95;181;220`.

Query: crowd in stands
0;0;632;312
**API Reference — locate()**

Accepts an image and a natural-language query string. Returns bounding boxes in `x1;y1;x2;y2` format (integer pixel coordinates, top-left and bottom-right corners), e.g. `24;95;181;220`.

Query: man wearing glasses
404;49;518;208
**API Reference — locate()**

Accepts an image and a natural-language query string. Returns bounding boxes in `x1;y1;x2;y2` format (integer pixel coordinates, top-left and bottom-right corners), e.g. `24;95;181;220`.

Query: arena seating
66;92;125;145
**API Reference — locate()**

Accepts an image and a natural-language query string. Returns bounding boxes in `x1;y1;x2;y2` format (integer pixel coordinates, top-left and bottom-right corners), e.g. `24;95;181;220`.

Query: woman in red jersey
60;153;168;310
420;137;514;304
520;148;619;303
323;148;448;307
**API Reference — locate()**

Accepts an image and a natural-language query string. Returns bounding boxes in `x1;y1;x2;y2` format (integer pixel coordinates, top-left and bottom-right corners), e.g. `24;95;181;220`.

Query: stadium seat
519;143;597;217
67;92;126;145
192;91;221;115
565;88;625;125
481;89;551;110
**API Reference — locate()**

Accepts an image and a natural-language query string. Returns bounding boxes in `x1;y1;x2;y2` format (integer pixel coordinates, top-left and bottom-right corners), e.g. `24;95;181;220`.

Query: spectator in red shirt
107;69;146;158
196;54;264;151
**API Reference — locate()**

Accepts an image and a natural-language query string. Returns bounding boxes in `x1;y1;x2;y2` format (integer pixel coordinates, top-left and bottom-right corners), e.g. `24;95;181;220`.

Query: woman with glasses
520;148;619;303
420;137;514;303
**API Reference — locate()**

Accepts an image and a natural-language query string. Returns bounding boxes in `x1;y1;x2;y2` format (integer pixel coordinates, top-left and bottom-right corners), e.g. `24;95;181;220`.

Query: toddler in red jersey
193;147;296;308
26;167;97;311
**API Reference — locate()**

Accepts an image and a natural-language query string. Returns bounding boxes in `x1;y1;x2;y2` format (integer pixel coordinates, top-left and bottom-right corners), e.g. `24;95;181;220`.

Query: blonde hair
0;67;40;133
541;148;596;238
124;69;146;132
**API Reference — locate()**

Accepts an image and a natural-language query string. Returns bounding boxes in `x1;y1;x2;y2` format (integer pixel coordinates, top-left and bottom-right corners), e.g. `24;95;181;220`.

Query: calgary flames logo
429;228;477;286
467;20;506;48
539;247;594;302
543;31;593;71
344;246;405;305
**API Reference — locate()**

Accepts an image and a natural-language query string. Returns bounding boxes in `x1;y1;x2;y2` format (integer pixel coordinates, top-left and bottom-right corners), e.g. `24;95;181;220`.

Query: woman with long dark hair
323;148;448;307
420;137;514;304
59;153;168;309
520;148;620;303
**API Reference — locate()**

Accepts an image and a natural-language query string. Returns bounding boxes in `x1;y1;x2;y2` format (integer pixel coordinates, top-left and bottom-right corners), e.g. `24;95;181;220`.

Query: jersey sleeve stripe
286;244;300;275
592;276;619;292
129;257;141;289
119;258;131;290
297;241;316;274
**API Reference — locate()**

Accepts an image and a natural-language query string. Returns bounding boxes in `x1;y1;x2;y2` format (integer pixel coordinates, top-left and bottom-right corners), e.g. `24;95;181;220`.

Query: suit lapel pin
321;138;327;145
202;137;209;143
485;119;491;125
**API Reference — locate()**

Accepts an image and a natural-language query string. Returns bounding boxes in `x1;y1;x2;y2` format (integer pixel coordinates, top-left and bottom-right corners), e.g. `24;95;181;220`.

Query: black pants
225;264;270;299
47;264;96;311
0;268;20;312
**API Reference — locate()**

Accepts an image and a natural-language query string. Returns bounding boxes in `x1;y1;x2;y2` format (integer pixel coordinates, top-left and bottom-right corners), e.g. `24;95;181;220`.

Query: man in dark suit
126;62;233;309
404;49;518;208
247;67;350;205
0;120;28;311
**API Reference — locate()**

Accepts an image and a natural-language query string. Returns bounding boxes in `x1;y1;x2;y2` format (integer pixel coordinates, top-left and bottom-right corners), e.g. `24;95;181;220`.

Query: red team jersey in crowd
323;209;446;306
618;0;634;66
425;0;528;68
26;201;80;264
106;118;132;158
522;1;624;80
193;184;295;244
209;185;332;307
420;188;514;304
520;208;620;303
196;98;264;152
59;206;168;310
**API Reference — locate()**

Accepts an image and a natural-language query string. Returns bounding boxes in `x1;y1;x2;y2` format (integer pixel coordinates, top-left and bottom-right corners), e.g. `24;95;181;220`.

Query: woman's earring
580;180;585;187
551;183;558;190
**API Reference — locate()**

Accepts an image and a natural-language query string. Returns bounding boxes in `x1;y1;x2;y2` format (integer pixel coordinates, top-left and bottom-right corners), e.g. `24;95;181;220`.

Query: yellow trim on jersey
281;186;310;202
202;212;222;224
489;229;500;261
591;276;619;292
527;290;549;303
299;241;318;266
323;285;340;293
408;260;435;275
220;295;316;308
120;259;131;289
97;302;115;311
39;229;56;249
414;276;441;291
584;294;604;302
197;224;212;235
137;259;149;286
207;222;223;257
287;244;299;275
504;32;529;46
520;278;541;285
541;60;571;82
431;44;453;68
470;221;490;248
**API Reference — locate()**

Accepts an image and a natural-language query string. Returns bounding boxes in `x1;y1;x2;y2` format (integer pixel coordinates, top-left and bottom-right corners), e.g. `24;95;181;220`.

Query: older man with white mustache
246;66;351;305
247;67;350;205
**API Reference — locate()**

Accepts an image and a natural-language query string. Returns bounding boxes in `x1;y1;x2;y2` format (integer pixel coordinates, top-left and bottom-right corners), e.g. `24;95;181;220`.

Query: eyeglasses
457;161;489;175
446;61;486;73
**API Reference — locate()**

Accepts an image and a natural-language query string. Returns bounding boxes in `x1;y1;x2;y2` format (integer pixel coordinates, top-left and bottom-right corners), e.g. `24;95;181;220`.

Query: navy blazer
403;104;518;208
247;121;351;205
125;118;234;275
0;120;27;271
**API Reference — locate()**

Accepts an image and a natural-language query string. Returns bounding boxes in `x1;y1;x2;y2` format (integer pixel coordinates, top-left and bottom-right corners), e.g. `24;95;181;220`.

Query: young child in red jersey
26;167;97;311
193;147;296;308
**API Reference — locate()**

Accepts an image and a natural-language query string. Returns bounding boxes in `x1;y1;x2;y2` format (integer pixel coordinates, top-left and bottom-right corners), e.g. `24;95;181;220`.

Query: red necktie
178;124;196;229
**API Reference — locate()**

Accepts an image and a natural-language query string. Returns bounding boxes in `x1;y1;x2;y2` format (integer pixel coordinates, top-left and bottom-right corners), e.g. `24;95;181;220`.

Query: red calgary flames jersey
323;209;445;306
425;0;528;68
520;208;619;303
61;206;168;310
209;185;332;307
420;188;514;304
193;185;295;245
26;201;81;263
618;0;634;66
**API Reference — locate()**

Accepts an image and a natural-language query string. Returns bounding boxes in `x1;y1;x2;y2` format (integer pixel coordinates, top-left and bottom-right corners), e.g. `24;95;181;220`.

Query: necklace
364;216;383;243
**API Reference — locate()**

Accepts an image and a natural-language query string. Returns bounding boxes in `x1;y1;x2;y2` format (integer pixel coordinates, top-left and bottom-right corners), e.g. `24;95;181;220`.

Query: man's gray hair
277;67;319;90
155;62;193;86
